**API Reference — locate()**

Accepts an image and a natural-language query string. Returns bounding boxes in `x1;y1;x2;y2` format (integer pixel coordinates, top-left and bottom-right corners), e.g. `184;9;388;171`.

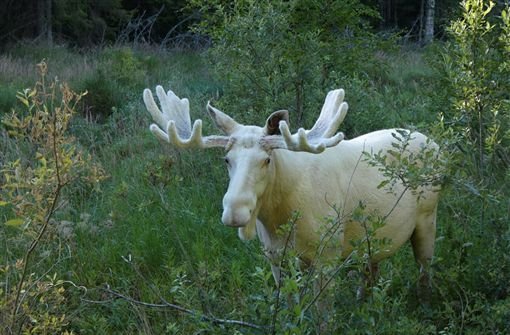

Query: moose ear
264;110;289;135
207;102;240;135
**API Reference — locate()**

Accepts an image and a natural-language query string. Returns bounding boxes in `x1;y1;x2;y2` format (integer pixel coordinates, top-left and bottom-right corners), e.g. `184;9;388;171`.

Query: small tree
1;61;105;334
441;0;509;183
190;0;385;127
432;0;510;303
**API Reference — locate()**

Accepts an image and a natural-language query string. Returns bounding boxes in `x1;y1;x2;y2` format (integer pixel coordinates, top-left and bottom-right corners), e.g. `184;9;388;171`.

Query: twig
301;254;354;315
271;215;297;335
300;151;364;296
98;286;266;331
160;12;200;49
382;186;409;221
116;6;164;46
17;253;72;313
298;201;348;301
11;109;64;328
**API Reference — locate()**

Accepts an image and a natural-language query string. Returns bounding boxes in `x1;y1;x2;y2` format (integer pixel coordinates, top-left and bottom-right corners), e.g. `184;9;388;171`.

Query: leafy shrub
190;0;392;128
441;0;510;178
0;61;105;334
100;47;146;88
77;47;147;121
425;1;510;332
0;84;17;115
78;71;124;122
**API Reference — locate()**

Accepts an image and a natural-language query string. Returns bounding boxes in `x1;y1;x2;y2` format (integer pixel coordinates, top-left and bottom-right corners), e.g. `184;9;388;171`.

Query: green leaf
0;201;8;206
5;218;24;227
16;93;29;107
377;180;390;189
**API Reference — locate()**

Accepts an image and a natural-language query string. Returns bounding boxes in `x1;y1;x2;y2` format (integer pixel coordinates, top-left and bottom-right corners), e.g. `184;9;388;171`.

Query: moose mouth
221;206;255;228
224;222;246;228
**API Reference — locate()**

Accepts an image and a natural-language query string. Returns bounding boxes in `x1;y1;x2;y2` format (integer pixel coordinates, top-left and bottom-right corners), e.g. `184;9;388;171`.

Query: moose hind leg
411;212;437;299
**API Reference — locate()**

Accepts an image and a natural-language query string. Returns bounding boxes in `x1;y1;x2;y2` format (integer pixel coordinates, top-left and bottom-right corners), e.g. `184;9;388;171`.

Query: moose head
144;86;348;238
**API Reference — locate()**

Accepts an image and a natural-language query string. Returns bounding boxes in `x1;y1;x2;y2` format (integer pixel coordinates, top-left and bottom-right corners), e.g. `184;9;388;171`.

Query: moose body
144;86;439;290
251;130;438;268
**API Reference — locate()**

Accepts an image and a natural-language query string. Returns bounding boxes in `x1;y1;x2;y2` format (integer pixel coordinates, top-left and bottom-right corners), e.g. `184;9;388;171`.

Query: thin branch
298;201;349;300
301;254;354;315
161;12;200;48
300;151;364;296
99;286;266;331
382;186;409;221
361;219;373;263
271;216;297;335
11;109;64;327
17;253;72;313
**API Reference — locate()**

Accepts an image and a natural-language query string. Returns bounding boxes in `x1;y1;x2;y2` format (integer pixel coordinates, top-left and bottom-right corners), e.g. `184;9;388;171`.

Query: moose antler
278;89;348;153
144;86;229;148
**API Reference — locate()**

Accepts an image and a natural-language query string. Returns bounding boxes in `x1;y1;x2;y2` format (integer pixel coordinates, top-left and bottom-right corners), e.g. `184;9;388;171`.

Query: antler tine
276;89;348;153
278;123;344;153
144;86;229;149
308;89;348;139
165;119;205;148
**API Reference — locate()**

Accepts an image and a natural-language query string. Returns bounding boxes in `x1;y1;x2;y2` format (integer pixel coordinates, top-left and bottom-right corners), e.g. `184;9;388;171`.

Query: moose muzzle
221;192;255;227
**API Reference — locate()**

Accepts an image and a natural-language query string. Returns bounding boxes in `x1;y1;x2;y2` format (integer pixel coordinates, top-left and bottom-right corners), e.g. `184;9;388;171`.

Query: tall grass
1;39;509;333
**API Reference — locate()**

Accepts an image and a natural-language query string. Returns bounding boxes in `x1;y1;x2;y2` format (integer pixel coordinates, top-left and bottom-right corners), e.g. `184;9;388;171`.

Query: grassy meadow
1;39;509;334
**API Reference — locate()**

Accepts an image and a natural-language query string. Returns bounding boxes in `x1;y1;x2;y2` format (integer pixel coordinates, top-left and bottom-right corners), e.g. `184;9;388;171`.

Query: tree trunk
37;0;53;44
424;0;435;44
419;0;425;44
46;0;53;43
379;0;394;28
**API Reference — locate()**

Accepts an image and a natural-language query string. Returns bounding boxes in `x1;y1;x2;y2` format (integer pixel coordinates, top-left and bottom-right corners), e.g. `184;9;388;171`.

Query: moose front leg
256;220;286;283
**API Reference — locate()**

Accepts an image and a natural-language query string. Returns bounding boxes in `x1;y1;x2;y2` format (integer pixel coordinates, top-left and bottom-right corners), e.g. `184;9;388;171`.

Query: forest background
1;0;509;334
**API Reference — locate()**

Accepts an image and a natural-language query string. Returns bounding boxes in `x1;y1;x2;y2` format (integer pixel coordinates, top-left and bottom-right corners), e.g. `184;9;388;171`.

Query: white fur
145;87;440;287
219;124;439;283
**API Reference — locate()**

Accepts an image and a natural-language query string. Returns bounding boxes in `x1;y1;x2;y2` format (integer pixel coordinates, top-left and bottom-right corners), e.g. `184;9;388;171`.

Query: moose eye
264;157;271;165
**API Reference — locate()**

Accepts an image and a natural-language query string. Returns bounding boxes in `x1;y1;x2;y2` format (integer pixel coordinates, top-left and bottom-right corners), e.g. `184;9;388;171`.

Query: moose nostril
222;206;252;227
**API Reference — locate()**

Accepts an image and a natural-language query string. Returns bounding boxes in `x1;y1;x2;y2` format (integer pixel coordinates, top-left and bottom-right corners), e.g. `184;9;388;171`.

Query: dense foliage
0;0;461;48
1;62;105;333
190;0;387;128
1;0;509;333
432;0;510;311
0;0;189;48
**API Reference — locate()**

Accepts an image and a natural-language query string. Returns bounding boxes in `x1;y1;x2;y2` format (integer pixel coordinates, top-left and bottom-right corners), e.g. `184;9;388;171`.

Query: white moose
143;86;440;293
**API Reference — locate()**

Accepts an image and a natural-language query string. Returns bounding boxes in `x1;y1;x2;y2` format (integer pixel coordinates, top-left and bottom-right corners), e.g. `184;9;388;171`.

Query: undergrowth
1;2;509;333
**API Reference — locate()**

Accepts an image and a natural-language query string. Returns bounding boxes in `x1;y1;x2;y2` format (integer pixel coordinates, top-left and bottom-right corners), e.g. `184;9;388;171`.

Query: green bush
1;61;105;334
440;0;510;178
100;47;146;89
0;84;17;115
77;47;147;121
427;1;510;332
190;0;391;128
2;2;510;331
78;71;124;122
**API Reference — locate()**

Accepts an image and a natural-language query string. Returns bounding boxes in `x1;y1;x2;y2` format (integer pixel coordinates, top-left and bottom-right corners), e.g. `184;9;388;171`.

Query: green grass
1;44;509;334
